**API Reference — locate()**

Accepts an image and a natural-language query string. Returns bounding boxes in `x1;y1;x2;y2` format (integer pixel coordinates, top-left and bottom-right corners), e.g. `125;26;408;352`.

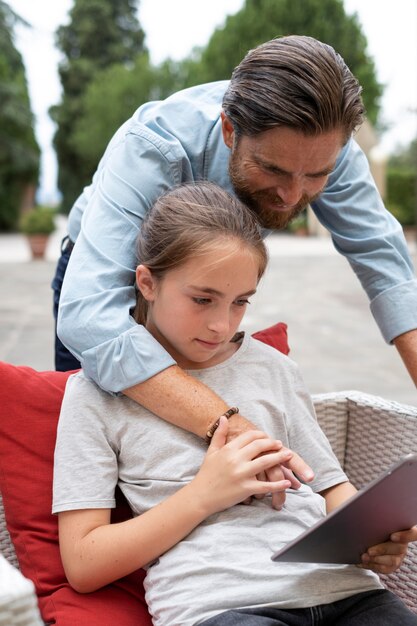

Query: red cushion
0;362;151;626
252;322;290;355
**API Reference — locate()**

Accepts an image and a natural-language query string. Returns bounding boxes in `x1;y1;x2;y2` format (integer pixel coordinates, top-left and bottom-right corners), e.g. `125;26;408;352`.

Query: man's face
222;113;345;230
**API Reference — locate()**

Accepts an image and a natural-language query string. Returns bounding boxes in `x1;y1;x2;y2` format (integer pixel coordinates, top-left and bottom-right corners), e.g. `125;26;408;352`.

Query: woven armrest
313;390;417;614
0;494;19;570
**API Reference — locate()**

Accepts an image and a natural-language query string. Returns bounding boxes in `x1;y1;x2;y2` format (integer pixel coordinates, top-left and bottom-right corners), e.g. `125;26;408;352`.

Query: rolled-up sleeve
311;138;417;343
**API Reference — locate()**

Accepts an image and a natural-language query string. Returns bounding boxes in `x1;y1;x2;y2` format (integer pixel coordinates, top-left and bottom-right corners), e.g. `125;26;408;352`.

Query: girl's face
136;242;261;369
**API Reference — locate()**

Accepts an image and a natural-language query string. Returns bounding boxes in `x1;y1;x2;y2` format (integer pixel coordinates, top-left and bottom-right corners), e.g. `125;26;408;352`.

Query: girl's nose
207;311;230;334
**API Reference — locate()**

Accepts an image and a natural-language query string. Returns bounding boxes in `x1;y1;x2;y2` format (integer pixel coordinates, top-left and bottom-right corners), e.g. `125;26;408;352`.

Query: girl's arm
320;482;417;574
320;481;357;514
59;419;292;593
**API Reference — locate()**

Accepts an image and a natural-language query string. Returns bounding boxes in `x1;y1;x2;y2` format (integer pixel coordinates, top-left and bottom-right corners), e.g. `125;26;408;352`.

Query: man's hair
133;182;268;326
222;35;365;141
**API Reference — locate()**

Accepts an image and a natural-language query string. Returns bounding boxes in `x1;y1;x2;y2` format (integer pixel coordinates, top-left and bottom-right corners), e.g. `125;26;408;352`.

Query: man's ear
136;265;157;301
221;111;235;149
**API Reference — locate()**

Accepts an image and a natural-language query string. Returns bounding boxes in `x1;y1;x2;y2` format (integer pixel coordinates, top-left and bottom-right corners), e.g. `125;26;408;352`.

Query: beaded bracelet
205;407;239;444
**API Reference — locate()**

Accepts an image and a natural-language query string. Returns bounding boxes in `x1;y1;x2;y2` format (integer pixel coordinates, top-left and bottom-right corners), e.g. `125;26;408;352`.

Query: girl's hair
133;182;268;325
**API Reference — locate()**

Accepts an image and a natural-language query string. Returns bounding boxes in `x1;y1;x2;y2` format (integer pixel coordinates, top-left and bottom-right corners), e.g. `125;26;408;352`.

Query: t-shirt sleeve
283;363;348;493
52;373;119;513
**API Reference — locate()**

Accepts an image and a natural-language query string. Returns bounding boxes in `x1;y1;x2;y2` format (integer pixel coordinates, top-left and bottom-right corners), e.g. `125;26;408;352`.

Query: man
54;35;417;442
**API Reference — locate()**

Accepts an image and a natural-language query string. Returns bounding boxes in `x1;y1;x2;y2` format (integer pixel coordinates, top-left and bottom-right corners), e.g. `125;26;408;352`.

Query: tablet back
272;453;417;564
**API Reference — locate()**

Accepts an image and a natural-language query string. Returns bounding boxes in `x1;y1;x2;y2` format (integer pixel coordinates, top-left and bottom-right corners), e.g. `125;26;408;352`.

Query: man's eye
308;172;330;180
235;299;250;307
192;297;211;305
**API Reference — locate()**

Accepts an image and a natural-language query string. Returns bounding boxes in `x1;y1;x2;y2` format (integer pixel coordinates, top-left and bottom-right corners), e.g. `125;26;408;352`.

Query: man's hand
226;412;314;509
225;411;263;441
359;525;417;574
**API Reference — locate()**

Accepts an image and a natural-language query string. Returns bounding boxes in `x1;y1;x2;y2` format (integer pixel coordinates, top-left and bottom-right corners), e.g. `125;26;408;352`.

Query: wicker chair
1;390;416;621
313;390;417;613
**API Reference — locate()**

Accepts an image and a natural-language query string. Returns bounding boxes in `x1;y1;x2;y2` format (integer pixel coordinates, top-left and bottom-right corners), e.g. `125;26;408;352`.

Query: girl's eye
192;297;212;305
235;299;250;307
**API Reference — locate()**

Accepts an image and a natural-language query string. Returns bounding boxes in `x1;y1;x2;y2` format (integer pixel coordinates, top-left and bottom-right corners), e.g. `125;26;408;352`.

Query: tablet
271;453;417;564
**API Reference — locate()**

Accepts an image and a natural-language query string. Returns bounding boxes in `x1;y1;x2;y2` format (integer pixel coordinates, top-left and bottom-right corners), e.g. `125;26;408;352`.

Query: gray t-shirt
53;334;382;625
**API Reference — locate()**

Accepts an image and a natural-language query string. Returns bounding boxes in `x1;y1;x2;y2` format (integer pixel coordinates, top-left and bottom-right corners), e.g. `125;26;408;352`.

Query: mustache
251;190;311;212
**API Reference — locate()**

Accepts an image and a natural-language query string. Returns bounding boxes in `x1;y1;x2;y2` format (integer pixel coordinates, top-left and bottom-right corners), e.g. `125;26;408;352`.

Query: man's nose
276;179;303;207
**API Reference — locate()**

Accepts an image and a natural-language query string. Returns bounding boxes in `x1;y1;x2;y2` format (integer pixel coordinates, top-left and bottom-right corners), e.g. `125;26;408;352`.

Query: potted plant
19;206;56;260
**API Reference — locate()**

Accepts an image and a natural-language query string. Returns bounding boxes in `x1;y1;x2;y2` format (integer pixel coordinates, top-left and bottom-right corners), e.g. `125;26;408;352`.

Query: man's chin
255;205;306;231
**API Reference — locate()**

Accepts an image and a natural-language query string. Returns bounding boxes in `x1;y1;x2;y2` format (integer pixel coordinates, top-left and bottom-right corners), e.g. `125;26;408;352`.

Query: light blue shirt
58;81;417;393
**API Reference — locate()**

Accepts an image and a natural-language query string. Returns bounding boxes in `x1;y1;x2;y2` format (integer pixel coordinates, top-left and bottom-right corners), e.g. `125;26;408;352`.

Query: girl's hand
359;525;417;574
192;417;293;517
226;411;313;510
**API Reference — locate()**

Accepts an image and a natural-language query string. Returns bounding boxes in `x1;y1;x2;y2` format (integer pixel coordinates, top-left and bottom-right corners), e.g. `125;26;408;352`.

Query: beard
228;152;322;231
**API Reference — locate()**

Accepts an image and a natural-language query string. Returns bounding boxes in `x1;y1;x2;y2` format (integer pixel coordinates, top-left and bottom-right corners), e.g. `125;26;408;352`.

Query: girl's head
134;182;268;368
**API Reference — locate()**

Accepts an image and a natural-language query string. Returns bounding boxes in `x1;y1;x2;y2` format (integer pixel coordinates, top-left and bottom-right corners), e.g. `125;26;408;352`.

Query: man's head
222;35;365;229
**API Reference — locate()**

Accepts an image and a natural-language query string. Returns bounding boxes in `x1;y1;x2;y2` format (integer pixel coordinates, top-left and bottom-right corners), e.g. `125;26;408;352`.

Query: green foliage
68;53;184;174
386;169;416;227
389;139;417;170
0;1;40;231
386;139;416;227
179;0;383;126
71;53;152;173
19;206;56;235
51;0;146;212
287;210;308;233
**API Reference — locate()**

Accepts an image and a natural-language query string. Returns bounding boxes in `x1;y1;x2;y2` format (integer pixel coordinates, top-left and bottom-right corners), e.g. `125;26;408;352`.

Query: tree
68;50;195;173
61;0;385;208
386;139;417;227
181;0;383;126
50;0;146;212
70;53;155;174
0;1;40;231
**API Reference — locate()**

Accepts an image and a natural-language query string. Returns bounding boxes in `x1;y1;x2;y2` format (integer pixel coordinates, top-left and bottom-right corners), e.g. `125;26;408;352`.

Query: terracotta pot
26;234;50;260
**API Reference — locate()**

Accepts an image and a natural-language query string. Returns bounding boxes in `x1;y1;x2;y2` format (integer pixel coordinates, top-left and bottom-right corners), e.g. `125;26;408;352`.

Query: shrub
19;206;56;235
386;168;416;227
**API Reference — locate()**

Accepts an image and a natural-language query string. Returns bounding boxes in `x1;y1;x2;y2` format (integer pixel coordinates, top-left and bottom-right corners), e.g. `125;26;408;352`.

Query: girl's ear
136;265;157;302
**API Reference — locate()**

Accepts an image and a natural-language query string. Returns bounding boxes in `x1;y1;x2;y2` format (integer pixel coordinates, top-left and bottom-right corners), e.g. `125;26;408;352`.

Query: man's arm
124;364;253;439
313;139;417;387
123;365;315;484
393;328;417;387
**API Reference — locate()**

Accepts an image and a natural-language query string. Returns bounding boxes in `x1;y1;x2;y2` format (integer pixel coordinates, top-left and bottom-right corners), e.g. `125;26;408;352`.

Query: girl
53;182;417;626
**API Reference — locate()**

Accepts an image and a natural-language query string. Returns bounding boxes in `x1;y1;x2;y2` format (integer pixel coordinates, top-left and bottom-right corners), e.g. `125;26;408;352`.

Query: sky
7;0;417;205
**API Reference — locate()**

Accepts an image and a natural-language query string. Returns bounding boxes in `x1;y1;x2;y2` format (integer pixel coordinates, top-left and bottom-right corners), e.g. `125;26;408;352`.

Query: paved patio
0;220;416;405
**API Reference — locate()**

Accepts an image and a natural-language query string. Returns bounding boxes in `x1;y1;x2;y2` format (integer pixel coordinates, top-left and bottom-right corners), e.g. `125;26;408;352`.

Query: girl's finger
248;450;293;474
227;430;280;451
235;438;287;463
208;416;229;450
251;479;291;496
